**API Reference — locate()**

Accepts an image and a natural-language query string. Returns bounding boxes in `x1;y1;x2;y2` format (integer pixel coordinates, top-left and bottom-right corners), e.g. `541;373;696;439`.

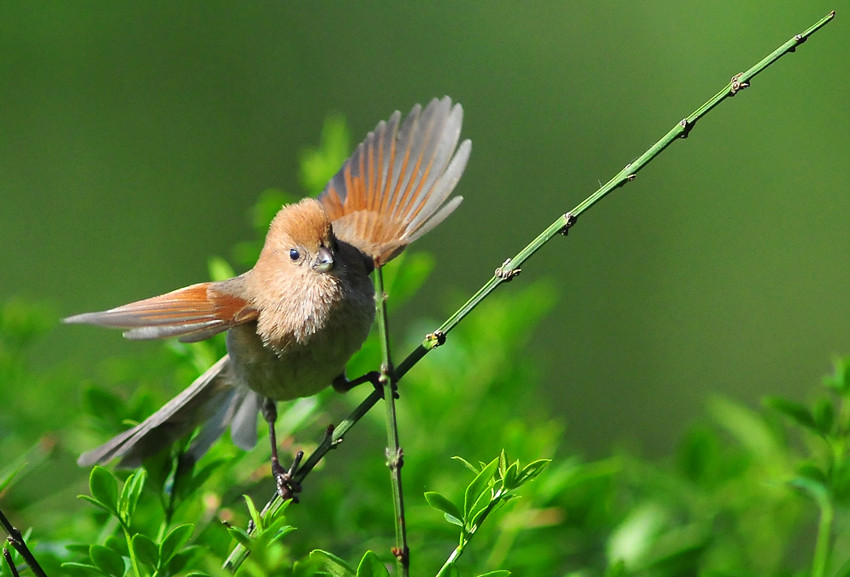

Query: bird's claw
272;450;303;502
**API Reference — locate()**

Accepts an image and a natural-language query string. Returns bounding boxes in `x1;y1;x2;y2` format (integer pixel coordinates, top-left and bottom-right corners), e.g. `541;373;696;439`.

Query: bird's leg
261;397;302;502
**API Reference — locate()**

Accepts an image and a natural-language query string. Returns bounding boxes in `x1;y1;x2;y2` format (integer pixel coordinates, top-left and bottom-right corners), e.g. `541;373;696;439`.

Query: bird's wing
64;279;258;342
318;96;471;265
77;355;244;467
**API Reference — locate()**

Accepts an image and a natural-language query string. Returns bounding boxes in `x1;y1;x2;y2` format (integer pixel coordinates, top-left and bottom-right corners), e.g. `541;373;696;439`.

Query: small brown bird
66;97;470;484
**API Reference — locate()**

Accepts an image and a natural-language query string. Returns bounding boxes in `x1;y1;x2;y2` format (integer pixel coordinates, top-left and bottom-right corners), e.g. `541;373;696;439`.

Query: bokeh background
2;2;847;461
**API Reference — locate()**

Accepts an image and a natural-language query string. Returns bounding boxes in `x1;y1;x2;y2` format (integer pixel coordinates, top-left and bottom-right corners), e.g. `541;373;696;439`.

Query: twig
373;266;410;574
3;548;21;577
223;11;836;571
0;507;48;577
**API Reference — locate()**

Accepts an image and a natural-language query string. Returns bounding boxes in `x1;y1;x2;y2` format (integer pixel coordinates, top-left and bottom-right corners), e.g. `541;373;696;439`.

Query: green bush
2;116;848;576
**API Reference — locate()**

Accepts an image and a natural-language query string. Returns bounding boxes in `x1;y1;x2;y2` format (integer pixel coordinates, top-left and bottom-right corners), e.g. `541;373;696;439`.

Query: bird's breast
226;275;375;400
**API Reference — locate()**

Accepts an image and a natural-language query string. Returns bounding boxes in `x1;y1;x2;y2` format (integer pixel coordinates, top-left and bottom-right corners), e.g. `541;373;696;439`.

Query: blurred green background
1;2;847;461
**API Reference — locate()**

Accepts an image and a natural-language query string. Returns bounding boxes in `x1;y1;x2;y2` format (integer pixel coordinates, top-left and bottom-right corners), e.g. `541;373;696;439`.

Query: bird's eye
289;248;300;261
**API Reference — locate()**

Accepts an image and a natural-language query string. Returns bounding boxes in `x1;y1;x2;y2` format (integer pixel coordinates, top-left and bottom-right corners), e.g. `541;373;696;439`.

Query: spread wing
64;279;258;342
318;96;471;265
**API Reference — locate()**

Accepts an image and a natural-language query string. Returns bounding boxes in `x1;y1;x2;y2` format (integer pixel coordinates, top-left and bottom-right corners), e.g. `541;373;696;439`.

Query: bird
66;97;471;493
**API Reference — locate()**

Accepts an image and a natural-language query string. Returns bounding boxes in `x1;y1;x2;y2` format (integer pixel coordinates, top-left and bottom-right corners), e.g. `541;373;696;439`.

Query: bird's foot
272;450;303;502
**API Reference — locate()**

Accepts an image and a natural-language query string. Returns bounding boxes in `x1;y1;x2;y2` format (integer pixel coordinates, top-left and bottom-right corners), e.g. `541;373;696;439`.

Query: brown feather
64;280;258;342
319;96;471;265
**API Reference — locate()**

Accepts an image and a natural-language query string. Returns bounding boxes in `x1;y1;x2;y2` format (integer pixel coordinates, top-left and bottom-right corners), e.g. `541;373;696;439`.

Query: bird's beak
313;246;335;273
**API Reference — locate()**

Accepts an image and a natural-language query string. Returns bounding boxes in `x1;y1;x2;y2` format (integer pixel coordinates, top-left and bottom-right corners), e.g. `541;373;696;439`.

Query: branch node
495;258;521;281
729;73;750;95
678;118;696;138
426;329;446;348
560;212;577;235
392;546;410;566
385;447;404;472
323;424;344;449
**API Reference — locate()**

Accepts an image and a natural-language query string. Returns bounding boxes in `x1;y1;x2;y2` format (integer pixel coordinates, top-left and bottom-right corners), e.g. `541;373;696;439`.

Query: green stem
224;12;836;571
122;525;143;577
436;488;505;576
812;498;834;577
374;267;410;575
223;391;383;570
417;10;836;347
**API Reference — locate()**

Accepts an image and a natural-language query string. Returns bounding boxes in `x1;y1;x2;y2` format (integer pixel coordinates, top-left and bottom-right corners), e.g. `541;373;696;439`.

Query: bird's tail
318;96;471;266
78;355;262;467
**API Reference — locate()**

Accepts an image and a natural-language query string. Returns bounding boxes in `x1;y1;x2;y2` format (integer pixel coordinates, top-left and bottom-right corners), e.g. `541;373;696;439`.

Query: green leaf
65;544;92;556
790;475;830;507
89;544;126;577
227;526;251;547
452;456;480;474
131;533;159;569
355;551;389;577
498;450;508;476
443;513;465;527
208;255;235;282
813;397;835;436
82;387;125;421
299;114;351;194
88;466;119;516
310;549;356;577
763;396;817;432
464;458;499;520
709;396;781;459
517;459;550;485
267;523;298;546
78;494;114;515
468;487;495;528
476;571;511;577
823;357;850;394
502;461;520;490
252;188;295;232
117;468;146;525
243;494;264;532
164;545;205;575
797;462;828;485
425;491;463;523
159;523;194;564
62;561;106;576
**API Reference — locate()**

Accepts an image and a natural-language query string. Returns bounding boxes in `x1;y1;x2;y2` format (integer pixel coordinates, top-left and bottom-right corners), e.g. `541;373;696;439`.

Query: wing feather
319;96;471;265
64;280;258;342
